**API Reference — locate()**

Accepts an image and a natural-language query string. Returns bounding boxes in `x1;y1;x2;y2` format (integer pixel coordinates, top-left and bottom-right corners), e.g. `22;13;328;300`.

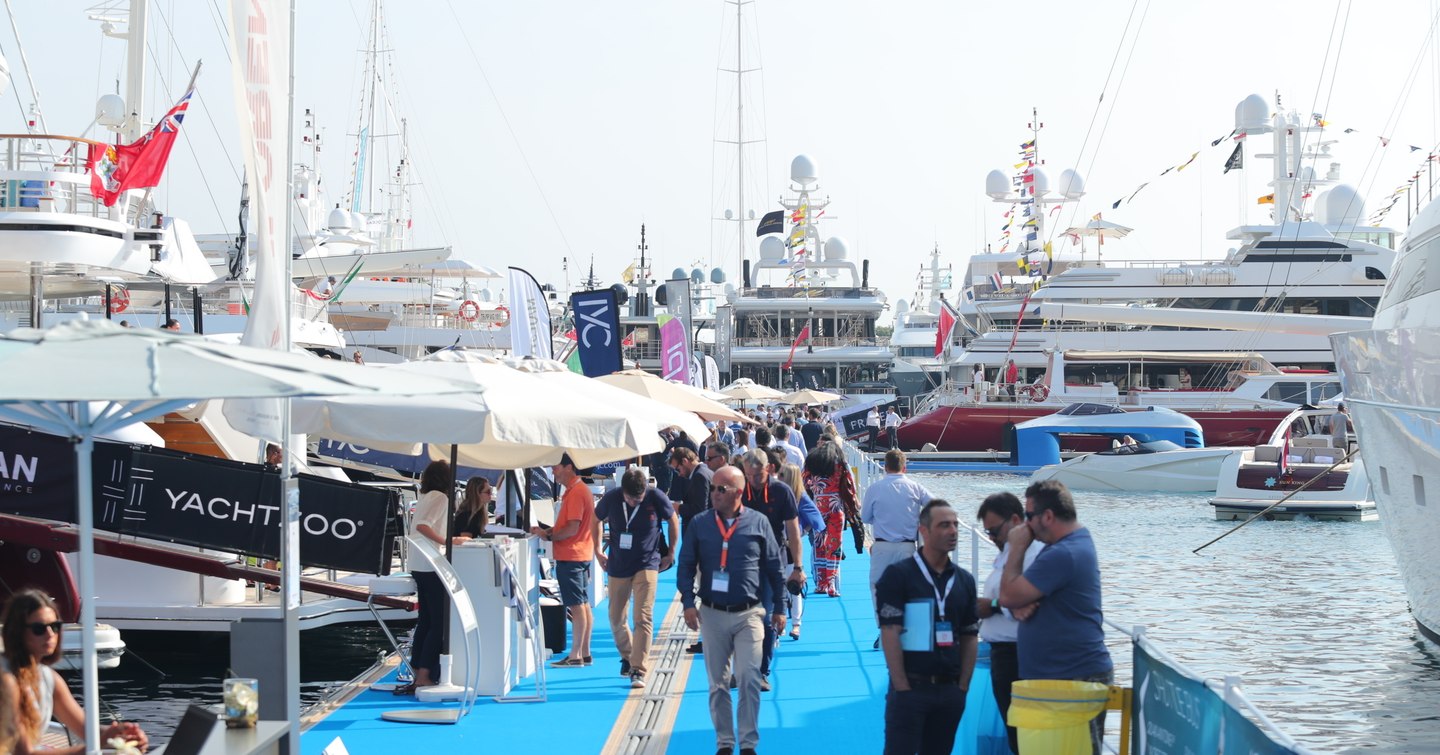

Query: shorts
555;560;591;607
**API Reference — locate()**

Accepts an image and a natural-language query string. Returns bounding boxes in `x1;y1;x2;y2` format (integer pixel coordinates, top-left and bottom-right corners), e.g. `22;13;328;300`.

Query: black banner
0;424;397;575
755;209;784;236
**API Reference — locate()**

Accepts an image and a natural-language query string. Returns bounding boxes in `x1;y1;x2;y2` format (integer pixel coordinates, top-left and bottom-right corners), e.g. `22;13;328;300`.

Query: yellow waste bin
1008;679;1110;754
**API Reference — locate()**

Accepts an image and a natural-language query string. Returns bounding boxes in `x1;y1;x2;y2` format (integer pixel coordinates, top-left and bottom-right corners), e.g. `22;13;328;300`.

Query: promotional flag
508;267;554;359
934;300;958;358
224;0;290;442
621;262;637;284
569;288;623;377
1223;143;1244;174
88;88;195;206
1007;290;1034;356
783;322;812;370
755;209;785;236
657;314;690;383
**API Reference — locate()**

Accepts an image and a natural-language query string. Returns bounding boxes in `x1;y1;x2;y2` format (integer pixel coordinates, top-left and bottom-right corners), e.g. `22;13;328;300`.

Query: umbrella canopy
721;378;786;401
1062;218;1134;239
0;319;473;754
779;388;845;406
303;351;706;470
597;369;752;424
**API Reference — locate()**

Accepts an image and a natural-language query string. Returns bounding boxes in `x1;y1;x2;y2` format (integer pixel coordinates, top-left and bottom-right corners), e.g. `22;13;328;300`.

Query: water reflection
918;473;1440;754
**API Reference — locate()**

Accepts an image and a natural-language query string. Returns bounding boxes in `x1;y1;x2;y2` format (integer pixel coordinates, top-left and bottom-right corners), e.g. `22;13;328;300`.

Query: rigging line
1052;0;1145;242
444;0;575;257
204;0;233;63
1;0;53;158
150;3;241;182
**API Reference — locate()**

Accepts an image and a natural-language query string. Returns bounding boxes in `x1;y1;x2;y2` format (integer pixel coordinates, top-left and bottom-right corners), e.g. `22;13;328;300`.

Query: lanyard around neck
913;552;956;622
716;510;741;569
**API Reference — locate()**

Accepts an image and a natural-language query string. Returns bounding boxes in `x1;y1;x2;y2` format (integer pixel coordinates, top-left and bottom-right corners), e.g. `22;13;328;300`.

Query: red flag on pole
784;322;811;370
88;88;194;206
935;301;958;357
1006;290;1034;356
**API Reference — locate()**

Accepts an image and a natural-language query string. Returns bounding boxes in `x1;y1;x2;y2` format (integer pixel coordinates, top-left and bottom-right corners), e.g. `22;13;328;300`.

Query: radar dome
929;300;942;315
1057;169;1085;199
985;169;1010;199
710;267;727;284
671;267;686;281
327;207;352;230
723;282;738;303
1322;184;1365;226
823;237;849;261
690;268;704;283
478;289;493;302
1235;94;1269;132
759;236;786;261
350;212;368;233
95;94;125;127
610;283;629;306
895;298;910;314
791;154;818;184
1030;167;1051;196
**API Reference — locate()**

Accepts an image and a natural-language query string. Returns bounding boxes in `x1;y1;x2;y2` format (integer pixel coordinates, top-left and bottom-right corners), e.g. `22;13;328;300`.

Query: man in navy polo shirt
595;467;678;689
1000;479;1113;755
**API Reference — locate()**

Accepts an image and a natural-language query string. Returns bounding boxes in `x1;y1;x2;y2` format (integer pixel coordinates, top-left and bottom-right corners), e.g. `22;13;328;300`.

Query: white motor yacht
1209;406;1372;521
1331;192;1440;645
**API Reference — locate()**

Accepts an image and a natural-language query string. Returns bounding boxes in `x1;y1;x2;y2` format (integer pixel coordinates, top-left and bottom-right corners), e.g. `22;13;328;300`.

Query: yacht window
1379;466;1390;496
1264;381;1309;404
1364;266;1387;280
1309;382;1342;403
1414;475;1427;507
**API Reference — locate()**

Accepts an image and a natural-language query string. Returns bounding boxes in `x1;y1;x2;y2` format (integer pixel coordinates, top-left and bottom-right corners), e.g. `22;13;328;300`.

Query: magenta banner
658;314;690;383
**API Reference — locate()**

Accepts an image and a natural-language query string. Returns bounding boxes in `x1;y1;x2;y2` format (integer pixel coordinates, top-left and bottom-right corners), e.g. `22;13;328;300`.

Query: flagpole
129;62;202;227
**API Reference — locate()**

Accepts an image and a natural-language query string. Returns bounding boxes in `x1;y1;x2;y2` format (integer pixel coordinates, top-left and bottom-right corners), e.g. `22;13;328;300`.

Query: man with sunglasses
678;466;786;755
975;491;1044;754
999;479;1113;755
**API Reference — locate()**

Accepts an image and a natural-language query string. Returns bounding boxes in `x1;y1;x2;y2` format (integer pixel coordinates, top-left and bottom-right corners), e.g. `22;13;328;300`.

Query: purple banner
658;314;690;383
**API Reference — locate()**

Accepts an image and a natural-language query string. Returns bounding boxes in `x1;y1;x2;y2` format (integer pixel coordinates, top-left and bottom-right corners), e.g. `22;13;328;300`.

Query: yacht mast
734;0;745;268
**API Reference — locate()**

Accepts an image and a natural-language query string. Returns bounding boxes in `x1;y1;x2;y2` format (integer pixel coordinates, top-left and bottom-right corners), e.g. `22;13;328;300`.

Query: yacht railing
0;134;153;223
733;336;886;348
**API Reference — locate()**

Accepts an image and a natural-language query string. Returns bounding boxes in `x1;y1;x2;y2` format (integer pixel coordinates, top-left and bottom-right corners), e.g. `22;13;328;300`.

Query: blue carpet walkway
302;547;1011;754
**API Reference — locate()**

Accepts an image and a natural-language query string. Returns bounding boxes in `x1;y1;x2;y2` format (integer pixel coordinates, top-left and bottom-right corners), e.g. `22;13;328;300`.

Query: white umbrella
721;378;786;402
597;369;752;424
0;320;471;752
779;388;845;406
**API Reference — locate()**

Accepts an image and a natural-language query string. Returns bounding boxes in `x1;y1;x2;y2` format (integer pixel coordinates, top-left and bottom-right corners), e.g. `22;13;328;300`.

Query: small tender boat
1032;441;1240;492
1022;403;1239;491
0;624;125;671
1209;406;1373;521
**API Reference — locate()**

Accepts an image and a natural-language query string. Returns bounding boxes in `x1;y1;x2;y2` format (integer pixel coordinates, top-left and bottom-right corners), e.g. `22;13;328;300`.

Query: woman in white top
1;589;148;753
400;460;471;695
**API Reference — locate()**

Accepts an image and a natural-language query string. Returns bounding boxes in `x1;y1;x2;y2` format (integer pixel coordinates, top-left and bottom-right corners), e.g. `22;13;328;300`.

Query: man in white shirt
884;407;903;450
861;450;934;646
772;424;805;467
865;407;881;452
975;491;1044;755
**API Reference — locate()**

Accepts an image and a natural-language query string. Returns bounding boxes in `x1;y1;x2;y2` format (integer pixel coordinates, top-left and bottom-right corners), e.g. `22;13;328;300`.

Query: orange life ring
458;300;481;322
494;304;509;326
108;288;130;314
1028;384;1050;402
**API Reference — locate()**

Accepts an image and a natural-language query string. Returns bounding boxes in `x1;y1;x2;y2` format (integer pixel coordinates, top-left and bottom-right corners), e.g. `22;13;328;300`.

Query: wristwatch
990;598;1001;613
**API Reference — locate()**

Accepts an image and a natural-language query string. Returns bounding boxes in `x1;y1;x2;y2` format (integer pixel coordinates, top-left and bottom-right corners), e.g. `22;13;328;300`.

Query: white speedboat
1209;406;1373;521
0;624;124;671
1033;441;1240;492
1332;193;1440;645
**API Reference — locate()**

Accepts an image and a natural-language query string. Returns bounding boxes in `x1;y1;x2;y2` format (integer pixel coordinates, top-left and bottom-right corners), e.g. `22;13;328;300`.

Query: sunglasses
984;525;1004;539
709;484;737;494
705;455;723;462
1024;510;1042;521
27;621;63;637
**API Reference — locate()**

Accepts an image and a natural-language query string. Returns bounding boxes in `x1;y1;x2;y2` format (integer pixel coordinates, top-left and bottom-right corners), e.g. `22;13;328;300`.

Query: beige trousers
607;569;658;675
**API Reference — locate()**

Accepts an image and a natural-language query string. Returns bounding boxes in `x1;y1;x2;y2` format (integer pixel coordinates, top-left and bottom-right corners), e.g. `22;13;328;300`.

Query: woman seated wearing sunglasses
1;589;148;753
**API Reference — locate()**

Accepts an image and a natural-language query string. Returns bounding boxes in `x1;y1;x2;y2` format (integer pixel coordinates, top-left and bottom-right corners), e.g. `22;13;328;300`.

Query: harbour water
80;472;1439;754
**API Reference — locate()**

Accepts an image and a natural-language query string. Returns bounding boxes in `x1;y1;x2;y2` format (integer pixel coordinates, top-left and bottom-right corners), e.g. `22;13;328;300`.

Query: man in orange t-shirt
532;453;596;666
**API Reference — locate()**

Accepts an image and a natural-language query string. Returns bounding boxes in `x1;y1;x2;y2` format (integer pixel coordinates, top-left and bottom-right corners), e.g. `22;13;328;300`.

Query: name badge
618;533;634;550
935;621;954;648
710;572;731;594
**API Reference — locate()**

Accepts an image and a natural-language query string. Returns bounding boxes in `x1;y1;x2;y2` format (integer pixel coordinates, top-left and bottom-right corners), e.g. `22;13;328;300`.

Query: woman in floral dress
802;442;859;596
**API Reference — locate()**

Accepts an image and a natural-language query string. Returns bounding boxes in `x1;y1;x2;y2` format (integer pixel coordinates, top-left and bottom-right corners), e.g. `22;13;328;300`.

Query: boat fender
458;299;481;322
108;288;130;314
1028;384;1050;402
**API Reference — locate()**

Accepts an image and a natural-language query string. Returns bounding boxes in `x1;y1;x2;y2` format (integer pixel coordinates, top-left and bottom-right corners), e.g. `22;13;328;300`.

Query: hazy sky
10;1;1440;322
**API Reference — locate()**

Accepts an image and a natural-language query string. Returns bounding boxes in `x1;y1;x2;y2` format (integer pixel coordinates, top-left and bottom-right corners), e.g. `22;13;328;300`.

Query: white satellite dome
1057;168;1085;199
823;237;849;261
895;298;910;314
928;299;942;315
791;154;818;184
985;169;1010;199
1030;167;1051;196
671;267;686;281
690;268;705;283
1322;184;1365;226
95;94;125;127
710;267;727;284
327;206;352;230
350;211;368;232
1235;94;1269;132
759;235;786;261
723;282;738;303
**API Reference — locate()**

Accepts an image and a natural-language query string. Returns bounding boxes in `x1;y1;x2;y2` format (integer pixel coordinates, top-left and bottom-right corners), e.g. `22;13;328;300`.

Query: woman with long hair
401;459;468;694
776;461;825;640
1;589;146;753
802;442;859;597
454;477;493;538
